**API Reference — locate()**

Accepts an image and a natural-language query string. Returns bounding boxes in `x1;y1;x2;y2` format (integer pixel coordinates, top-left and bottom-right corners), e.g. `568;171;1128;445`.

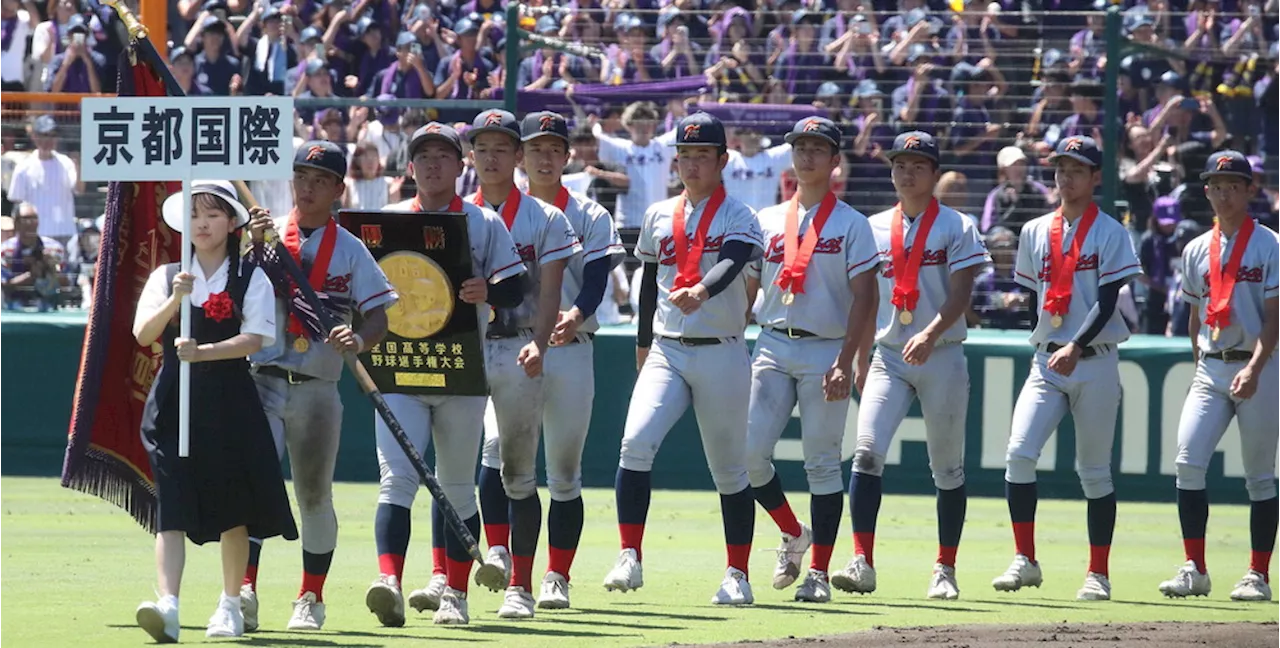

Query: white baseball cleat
366;574;406;627
1076;572;1111;601
1158;561;1212;598
772;523;813;589
477;546;513;592
409;573;448;612
711;567;754;605
537;571;571;609
497;586;536;619
136;597;179;644
830;554;877;594
1229;570;1271;601
287;591;326;630
603;548;644;592
433;587;470;625
239;584;258;632
991;554;1043;592
206;594;245;637
794;569;831;603
927;563;960;600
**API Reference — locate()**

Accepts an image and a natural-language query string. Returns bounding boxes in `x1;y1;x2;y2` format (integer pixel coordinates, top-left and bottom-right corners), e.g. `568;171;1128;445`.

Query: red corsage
203;291;234;322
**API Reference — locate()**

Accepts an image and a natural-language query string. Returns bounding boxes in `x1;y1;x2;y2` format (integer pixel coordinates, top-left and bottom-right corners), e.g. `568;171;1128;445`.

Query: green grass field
2;476;1275;647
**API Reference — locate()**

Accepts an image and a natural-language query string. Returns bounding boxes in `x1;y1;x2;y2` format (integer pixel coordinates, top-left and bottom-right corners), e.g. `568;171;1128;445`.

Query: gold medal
899;310;913;325
1050;314;1064;328
1211;327;1221;342
293;336;310;353
781;292;795;306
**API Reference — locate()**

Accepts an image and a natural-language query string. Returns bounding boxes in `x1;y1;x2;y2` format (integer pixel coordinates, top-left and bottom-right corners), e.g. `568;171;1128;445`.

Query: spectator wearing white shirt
721;126;792;212
30;0;79;90
591;101;677;229
7;116;81;243
1;0;35;91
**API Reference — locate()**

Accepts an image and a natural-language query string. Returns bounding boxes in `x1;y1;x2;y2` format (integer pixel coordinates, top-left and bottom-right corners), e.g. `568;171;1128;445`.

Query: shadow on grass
105;624;472;645
750;602;878;615
834;600;992;613
459;624;624;638
539;615;685;631
574;605;729;622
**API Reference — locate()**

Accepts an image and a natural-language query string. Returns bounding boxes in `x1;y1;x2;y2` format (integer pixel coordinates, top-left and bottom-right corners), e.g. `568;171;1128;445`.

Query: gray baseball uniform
467;190;581;501
251;217;398;553
1174;224;1279;501
855;202;988;488
375;198;525;517
745;197;880;496
621;192;764;494
1006;209;1142;498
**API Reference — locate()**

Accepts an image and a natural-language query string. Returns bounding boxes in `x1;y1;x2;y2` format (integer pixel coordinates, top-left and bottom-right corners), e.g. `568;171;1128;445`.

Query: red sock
377;553;405;584
937;545;958;568
300;572;327;602
1088;544;1110;577
1012;522;1036;562
445;557;472;593
766;500;803;538
431;547;447;576
484;523;510;550
511;554;534;590
853;531;875;568
242;565;258;590
1250;550;1272;581
810;544;835;573
1183;538;1206;573
619;523;645;562
547;546;576;580
727;544;751;578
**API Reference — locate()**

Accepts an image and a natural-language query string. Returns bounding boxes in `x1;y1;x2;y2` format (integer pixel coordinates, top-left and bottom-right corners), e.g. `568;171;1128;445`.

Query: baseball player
469;111;626;611
836;131;989;601
241;141;398;632
465;109;582;620
603;112;765;605
993;136;1142;602
365;122;525;627
744;117;880;603
1158;150;1278;602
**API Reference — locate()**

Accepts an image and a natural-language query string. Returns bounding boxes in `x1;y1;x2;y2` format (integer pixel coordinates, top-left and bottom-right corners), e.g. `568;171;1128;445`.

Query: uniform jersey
594;127;677;228
386;198;526;338
559;190;626;334
466;191;581;334
750;197;880;339
867;203;989;346
250;218;398;381
722;144;793;213
1180;223;1280;355
1013;209;1143;346
636;191;764;339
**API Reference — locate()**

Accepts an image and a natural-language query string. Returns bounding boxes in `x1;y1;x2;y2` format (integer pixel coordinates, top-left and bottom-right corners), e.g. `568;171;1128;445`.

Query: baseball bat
232;181;502;586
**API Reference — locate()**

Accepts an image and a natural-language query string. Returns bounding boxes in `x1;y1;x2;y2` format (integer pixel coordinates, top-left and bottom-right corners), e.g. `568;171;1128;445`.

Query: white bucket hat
161;180;251;234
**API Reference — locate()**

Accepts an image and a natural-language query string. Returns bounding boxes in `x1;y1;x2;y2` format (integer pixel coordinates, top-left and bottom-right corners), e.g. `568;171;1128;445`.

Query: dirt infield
703;622;1278;648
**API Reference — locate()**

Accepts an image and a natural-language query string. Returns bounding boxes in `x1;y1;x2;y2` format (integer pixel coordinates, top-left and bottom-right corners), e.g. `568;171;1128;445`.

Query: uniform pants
375;393;487;519
1175;356;1278;500
482;335;545;500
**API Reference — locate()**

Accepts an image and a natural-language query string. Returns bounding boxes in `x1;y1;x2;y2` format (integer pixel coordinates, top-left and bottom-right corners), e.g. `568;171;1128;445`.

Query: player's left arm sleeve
485;216;527;284
1098;228;1143;286
538;209;584;265
948;216;991;274
488;274;524;308
241;266;278;348
1014;226;1039;291
637;262;659;348
352;240;399;314
700;240;755;298
573;256;612;319
1264;239;1279;299
1181;245;1205;305
582;201;625;267
1070;279;1122;348
721;204;765;260
846;216;881;278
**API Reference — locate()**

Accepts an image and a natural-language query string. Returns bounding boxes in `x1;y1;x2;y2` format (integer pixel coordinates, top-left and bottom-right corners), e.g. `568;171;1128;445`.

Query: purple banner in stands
691;103;823;136
496;76;709;113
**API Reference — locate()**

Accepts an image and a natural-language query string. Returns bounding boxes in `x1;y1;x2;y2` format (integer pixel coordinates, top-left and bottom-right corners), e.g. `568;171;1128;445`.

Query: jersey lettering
658;233;725;265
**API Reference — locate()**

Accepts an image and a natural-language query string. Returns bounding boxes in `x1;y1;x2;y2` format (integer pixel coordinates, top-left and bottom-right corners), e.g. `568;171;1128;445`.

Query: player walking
366;122;525;627
836;131;989;601
744;117;880;603
993;136;1142;602
602;112;765;605
1158;150;1278;602
241;142;398;633
466;109;582;620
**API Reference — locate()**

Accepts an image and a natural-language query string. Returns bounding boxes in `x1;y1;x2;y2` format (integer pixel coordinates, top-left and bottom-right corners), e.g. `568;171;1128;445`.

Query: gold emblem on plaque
380;251;454;338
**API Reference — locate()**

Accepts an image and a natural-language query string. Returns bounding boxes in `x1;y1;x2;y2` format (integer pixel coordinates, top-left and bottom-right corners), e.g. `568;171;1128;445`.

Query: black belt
486;327;534;340
1043;342;1101;359
658;335;723;346
765;327;820;339
1203;349;1253;363
255;365;317;384
559;332;595;345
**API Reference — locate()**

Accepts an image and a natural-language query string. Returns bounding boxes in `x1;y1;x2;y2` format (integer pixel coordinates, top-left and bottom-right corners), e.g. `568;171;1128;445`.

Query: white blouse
135;259;277;348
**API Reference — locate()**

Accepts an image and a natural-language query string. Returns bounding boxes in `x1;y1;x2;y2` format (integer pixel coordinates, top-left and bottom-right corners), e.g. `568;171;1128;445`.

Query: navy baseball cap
1048;135;1103;168
168;45;194;64
468;109;520;143
294;140;348;180
299;26;322;43
815;81;841;99
785;117;842;149
673;112;726;148
521;111;570;144
454;17;479;35
262;5;283;21
885;130;940;163
410;122;465;157
396;31;419;48
1200;149;1254;182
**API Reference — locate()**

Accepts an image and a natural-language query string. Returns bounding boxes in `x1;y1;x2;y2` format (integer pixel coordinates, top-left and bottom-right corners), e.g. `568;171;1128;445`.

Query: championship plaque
339;209;488;395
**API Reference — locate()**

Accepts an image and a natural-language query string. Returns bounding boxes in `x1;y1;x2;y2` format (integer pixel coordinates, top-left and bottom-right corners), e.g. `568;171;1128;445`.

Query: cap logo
484;112;504;126
539;115;557;131
683;124;702;140
903;135;922;149
1064;137;1083;152
425;123;442;134
305;145;326;161
1217;156;1233;171
802;119;822;132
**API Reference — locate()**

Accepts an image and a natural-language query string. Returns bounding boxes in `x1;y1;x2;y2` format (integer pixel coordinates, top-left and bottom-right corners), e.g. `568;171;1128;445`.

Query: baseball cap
294;140;348;180
1048;135;1103;168
535;14;558;34
1200;149;1253;182
299;26;322;43
374;93;401;126
1157;70;1185;90
304;58;327;76
356;17;382;36
410;122;465;157
815;81;842;99
885;130;940;164
67;14;90;34
673;112;727;148
454;17;479;35
997;146;1027;168
161;180;251;233
32;115;56;135
784;117;842;149
262;5;283;21
852;79;882;99
168;45;194;64
1153;195;1181;227
521;111;570;144
200;15;227;32
468;109;521;143
396;31;419;48
615;13;644;32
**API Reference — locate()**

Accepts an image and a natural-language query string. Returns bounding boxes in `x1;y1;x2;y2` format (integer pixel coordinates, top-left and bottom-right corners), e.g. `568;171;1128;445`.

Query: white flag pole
178;177;193;458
